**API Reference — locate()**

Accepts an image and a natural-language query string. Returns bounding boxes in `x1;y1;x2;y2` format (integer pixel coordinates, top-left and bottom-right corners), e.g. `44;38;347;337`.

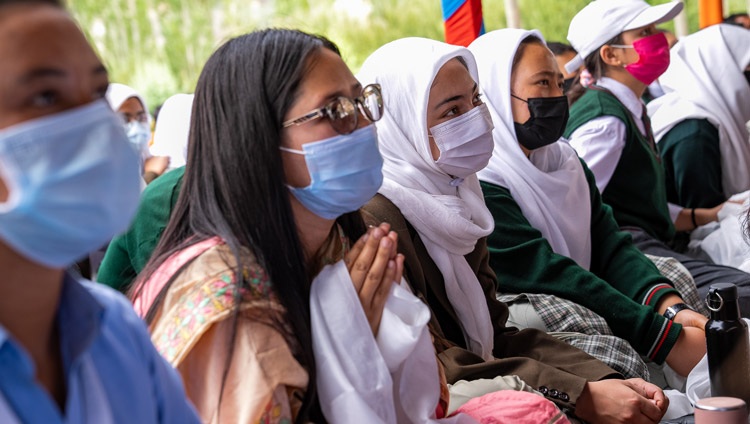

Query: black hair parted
133;28;365;423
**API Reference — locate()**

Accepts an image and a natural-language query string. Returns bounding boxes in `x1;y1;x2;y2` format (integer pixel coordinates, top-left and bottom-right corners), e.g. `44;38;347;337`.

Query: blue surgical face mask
0;101;142;268
125;121;151;170
280;124;383;220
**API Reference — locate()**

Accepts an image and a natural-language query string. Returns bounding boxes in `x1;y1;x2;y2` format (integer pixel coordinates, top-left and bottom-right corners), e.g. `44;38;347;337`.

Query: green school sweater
565;88;675;242
97;166;185;292
660;118;724;208
480;160;681;364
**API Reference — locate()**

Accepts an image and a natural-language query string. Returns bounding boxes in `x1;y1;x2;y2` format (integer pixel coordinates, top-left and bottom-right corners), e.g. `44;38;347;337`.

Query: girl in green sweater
469;28;706;379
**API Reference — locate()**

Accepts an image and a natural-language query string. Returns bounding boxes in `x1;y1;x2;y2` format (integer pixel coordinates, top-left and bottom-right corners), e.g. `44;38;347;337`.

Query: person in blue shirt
0;0;200;422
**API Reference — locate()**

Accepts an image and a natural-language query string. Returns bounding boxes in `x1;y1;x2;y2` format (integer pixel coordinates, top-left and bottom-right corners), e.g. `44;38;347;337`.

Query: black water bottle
705;283;750;405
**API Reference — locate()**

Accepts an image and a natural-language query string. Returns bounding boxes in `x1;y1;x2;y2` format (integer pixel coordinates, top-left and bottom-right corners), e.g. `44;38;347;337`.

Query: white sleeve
667;203;682;223
567;116;627;193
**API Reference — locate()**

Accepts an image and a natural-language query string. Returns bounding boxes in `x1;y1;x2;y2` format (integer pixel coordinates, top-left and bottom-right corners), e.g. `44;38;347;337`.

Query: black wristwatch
663;303;694;320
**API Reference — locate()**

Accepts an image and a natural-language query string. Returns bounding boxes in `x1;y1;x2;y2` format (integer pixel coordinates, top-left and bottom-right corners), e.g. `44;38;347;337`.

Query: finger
359;236;392;300
639;396;665;423
345;230;370;272
386;230;399;259
368;259;397;332
394;254;405;285
626;380;666;422
350;227;385;292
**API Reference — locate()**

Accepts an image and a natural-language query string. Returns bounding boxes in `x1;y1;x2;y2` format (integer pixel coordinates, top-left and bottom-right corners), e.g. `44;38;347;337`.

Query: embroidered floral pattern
153;246;277;364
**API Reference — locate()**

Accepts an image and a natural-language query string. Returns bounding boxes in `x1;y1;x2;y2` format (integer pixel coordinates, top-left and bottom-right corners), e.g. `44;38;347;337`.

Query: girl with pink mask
564;0;750;317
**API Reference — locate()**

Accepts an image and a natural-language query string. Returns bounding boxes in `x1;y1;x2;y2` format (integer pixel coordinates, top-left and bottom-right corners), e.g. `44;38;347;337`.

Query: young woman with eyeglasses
127;28;470;423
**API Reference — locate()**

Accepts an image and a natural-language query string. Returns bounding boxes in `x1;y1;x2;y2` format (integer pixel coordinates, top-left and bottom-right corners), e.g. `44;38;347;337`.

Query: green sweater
480;161;681;364
97;166;185;292
565;88;675;242
660;118;724;209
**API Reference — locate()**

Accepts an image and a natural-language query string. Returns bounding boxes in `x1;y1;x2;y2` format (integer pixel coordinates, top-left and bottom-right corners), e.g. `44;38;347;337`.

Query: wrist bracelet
664;302;694;320
691;208;698;229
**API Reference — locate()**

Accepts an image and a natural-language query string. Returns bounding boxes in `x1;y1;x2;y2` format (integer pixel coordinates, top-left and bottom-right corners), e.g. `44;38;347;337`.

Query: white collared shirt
567;77;681;222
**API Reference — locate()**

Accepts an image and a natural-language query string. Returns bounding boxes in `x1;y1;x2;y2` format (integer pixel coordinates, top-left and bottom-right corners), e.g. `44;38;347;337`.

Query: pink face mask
612;32;670;85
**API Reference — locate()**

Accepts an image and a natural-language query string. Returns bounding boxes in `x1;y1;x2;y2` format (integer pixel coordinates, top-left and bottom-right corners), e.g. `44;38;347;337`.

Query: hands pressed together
344;222;405;336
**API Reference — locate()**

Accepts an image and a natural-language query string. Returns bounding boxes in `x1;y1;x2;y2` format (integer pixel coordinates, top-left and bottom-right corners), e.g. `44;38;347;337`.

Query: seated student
468;28;706;379
648;24;750;209
562;0;750;314
106;83;169;183
358;37;668;424
546;42;579;94
131;28;512;423
98;166;184;292
0;1;199;422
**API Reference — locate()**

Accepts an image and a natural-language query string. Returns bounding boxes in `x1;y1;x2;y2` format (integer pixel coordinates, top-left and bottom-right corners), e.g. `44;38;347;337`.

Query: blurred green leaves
68;0;747;111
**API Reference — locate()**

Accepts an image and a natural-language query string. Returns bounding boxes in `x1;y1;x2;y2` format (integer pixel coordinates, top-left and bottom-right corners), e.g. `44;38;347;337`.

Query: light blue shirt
0;273;200;423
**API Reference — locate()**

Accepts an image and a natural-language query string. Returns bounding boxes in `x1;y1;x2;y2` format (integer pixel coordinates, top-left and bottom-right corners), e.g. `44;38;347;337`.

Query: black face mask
562;77;576;93
745;70;750;87
512;94;570;150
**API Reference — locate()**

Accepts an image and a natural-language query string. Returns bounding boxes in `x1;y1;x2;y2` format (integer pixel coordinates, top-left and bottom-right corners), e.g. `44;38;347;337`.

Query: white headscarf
150;93;194;170
358;38;494;361
469;29;593;270
105;83;150;123
648;24;750;197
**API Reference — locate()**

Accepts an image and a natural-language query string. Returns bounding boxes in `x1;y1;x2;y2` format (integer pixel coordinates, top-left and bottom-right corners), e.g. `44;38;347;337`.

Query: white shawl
648;24;750;197
469;29;593;270
311;262;478;423
357;38;494;361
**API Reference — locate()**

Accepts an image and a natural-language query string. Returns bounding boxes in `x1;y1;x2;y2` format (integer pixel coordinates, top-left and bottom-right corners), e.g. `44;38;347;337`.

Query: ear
599;45;622;67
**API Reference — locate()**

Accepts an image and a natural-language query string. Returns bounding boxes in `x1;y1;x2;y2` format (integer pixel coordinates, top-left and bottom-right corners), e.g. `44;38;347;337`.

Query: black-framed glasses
282;84;384;135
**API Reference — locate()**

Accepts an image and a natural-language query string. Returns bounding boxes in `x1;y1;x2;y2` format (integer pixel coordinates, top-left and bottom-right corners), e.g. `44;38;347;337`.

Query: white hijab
150;93;194;170
106;83;150;124
469;29;592;270
358;38;494;361
649;24;750;197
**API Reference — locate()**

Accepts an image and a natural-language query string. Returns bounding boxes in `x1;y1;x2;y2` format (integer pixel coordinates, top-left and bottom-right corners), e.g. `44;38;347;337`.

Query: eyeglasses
282;84;384;135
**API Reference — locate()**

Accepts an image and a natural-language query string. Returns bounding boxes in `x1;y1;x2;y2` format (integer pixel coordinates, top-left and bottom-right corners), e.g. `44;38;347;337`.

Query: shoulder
78;278;161;358
179;242;275;303
665;118;719;140
141;166;185;203
479;180;511;196
362;194;410;232
150;242;280;365
569;89;630;130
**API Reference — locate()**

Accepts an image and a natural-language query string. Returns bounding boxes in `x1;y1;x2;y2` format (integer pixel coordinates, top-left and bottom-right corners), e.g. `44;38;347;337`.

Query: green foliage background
67;0;748;111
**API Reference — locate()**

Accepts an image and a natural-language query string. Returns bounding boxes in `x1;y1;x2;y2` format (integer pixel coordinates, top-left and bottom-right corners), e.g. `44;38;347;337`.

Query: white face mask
429;103;495;184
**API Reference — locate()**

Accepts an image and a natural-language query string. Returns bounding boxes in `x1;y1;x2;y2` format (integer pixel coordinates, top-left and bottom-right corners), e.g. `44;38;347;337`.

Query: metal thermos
705;283;750;406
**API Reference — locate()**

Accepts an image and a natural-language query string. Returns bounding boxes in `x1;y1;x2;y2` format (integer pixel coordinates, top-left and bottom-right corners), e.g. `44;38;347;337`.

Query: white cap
565;0;683;73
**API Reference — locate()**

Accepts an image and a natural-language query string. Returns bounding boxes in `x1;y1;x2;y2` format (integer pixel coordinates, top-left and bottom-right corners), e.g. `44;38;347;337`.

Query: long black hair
133;28;366;423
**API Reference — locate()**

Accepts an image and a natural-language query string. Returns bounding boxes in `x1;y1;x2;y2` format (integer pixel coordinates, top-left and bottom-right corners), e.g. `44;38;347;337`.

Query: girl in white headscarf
648;24;750;209
106;83;169;182
469;28;706;379
358;37;671;424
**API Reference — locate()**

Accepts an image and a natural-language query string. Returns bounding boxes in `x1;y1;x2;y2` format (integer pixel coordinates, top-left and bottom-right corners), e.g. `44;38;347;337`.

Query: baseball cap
565;0;683;73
